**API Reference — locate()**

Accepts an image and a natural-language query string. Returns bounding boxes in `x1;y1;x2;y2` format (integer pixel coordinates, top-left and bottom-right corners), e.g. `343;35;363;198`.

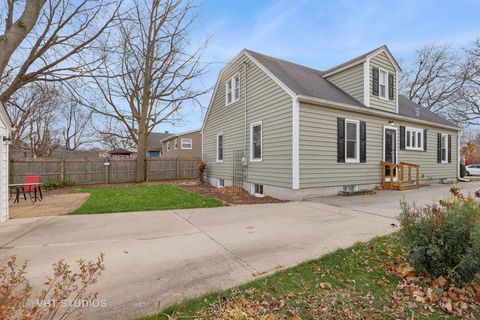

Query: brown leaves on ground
392;258;480;318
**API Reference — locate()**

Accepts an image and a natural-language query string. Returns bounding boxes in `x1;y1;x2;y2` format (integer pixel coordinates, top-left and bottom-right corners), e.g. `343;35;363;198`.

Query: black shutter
337;117;345;163
423;129;427;151
448;134;452;163
372;67;379;96
400;126;406;150
360;121;366;163
388;74;394;100
437;133;442;163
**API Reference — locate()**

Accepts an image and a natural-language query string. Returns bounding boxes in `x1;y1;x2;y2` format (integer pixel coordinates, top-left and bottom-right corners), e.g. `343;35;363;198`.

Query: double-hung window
166;142;170;152
225;74;240;105
250;122;262;161
441;134;448;163
379;69;388;100
406;127;423;151
217;133;224;162
345;119;359;163
181;138;192;149
174;139;178;150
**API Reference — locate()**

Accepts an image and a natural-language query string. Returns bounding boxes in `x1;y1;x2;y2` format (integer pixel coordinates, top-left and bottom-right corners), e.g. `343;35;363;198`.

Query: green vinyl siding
299;102;458;189
325;63;364;103
369;52;397;113
203;53;293;188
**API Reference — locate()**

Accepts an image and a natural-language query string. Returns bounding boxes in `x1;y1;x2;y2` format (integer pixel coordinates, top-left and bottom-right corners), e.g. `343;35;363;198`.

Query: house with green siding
201;45;461;200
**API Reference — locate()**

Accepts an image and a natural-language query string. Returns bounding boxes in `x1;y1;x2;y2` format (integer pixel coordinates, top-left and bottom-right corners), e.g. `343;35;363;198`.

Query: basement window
253;183;264;197
218;178;225;187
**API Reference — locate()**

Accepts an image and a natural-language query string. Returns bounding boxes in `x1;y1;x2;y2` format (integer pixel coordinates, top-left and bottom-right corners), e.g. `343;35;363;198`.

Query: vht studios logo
27;299;107;308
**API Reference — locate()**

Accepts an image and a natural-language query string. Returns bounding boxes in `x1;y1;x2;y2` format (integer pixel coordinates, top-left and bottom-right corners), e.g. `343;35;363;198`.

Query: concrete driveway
0;201;394;320
310;182;480;219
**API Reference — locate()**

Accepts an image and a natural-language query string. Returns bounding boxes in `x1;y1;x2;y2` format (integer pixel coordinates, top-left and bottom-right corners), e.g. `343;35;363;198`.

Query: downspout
243;61;248;156
457;130;463;181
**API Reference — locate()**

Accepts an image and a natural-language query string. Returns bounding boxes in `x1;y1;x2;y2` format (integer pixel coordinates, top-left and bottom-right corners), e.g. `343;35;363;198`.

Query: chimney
164;130;169;134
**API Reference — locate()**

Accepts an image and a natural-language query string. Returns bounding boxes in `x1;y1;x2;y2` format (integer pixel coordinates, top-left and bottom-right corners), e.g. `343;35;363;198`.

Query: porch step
398;183;419;191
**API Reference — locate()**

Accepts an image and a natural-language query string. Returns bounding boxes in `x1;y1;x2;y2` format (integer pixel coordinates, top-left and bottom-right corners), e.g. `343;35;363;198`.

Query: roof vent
415;107;420;117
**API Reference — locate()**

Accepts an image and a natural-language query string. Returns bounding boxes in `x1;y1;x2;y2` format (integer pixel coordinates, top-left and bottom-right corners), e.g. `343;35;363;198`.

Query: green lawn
139;233;479;320
70;184;222;214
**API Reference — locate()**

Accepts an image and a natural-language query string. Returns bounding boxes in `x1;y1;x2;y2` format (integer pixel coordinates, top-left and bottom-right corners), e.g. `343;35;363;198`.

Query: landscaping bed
178;183;286;205
70;184;222;214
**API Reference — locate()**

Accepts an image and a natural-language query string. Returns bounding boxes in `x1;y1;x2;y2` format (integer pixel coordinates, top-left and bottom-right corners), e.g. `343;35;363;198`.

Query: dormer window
226;74;240;105
379;69;388;100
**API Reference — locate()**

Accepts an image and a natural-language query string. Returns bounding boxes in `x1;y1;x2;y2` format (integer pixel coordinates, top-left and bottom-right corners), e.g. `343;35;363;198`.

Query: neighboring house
202;45;460;200
462;141;480;165
147;131;172;158
109;148;134;159
1;104;12;222
162;129;202;159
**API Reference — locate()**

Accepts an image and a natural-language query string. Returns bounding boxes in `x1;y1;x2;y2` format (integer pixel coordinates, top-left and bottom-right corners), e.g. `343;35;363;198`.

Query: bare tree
0;0;120;105
0;0;46;80
61;99;93;150
399;44;472;123
92;0;209;181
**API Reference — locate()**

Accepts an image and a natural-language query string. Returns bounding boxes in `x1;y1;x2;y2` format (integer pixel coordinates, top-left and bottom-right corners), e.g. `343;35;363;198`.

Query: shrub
460;163;466;178
0;254;105;319
398;186;480;285
42;179;75;190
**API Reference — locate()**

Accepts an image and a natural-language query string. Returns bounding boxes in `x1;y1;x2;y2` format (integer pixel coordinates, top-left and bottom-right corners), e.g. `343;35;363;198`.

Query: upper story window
167;142;170;151
181;138;192;149
250;121;262;161
217;133;224;162
379;69;388;100
345;119;359;163
226;74;240;105
441;134;448;163
174;139;178;149
406;127;423;151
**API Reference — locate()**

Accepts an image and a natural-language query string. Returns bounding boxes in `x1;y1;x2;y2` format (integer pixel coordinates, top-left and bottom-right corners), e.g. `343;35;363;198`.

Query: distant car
465;164;480;176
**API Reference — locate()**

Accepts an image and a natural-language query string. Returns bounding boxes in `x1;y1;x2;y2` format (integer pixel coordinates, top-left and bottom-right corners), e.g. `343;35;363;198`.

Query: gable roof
161;129;201;142
245;49;457;129
0;103;13;129
147;132;172;150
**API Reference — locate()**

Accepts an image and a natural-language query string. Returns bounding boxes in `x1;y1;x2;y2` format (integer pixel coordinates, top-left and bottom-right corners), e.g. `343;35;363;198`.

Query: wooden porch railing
381;161;420;190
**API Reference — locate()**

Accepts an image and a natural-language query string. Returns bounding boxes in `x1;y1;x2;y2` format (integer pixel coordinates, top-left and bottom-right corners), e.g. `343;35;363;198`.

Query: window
225;74;240;105
406;127;423;151
181;138;192;149
379;69;388;100
345;119;359;162
174;139;178;150
167;142;170;152
253;183;264;196
250;122;262;161
218;178;225;187
441;134;448;163
217;133;224;162
147;151;160;158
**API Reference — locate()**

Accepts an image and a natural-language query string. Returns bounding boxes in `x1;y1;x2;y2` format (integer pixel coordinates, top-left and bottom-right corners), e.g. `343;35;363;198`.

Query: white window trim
252;183;264;197
250;121;263;162
166;142;170;152
216;132;224;163
405;127;423;151
181;138;192;150
345;119;360;163
174;138;178;150
225;73;240;106
441;133;449;164
378;68;389;101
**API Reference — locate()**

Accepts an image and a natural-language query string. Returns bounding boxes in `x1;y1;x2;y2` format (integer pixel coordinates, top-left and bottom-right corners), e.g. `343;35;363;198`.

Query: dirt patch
179;183;286;205
9;193;90;219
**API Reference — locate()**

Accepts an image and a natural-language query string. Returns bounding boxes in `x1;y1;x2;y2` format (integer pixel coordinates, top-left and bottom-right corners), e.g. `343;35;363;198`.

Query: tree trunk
0;0;46;79
135;122;147;182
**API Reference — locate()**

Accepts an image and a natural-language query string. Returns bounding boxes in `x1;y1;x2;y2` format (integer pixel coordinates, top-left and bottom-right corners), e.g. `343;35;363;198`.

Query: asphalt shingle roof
245;49;457;128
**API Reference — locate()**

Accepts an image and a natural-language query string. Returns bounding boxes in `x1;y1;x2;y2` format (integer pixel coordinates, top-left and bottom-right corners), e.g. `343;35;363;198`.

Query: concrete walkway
310;182;480;219
0;201;394;320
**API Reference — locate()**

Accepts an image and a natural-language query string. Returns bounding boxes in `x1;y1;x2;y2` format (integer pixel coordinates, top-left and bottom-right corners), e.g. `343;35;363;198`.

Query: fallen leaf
385;247;393;256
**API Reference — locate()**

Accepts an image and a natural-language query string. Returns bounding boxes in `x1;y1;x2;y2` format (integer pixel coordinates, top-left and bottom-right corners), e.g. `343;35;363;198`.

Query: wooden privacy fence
9;158;201;185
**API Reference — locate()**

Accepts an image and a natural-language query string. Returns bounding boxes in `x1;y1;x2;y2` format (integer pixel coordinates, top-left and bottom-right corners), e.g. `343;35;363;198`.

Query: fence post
176;158;180;180
60;159;65;181
105;161;110;184
145;158;149;182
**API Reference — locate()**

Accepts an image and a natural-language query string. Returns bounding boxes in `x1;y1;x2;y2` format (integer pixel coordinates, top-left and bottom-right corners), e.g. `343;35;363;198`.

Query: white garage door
0;123;8;223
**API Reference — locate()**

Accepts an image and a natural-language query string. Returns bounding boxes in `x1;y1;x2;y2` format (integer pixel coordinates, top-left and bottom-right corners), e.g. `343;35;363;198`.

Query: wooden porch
381;161;420;190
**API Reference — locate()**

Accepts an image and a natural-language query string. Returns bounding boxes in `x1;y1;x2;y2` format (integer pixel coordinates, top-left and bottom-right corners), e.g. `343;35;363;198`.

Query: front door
384;128;397;180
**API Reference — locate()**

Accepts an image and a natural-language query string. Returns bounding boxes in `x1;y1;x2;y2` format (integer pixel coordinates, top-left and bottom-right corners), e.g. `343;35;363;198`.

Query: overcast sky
158;0;480;134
